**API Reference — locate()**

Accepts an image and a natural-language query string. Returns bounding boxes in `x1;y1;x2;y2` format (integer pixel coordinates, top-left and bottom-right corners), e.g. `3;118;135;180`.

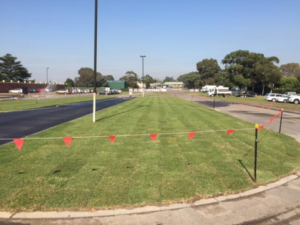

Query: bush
273;88;300;94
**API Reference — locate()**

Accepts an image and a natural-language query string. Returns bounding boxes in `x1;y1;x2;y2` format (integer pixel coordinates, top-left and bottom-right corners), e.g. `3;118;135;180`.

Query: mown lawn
0;95;113;112
0;95;299;211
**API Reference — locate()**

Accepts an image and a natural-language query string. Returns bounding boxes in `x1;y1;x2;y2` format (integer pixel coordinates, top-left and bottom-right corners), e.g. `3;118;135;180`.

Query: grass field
187;92;300;113
0;95;114;112
0;95;300;211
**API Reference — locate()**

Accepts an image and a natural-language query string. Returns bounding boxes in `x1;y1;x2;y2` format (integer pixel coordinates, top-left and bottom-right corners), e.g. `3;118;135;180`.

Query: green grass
0;95;114;112
0;95;300;210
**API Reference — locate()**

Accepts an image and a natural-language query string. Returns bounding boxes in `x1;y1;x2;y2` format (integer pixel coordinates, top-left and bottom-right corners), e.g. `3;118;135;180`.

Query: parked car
264;93;282;102
283;92;297;96
288;94;300;104
29;89;38;93
276;95;289;103
236;90;256;97
9;88;23;94
56;89;70;94
37;88;45;92
99;90;111;95
111;89;120;94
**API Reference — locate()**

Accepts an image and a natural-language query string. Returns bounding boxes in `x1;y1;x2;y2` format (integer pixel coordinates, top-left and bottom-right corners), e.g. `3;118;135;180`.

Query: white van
207;86;232;97
201;85;216;93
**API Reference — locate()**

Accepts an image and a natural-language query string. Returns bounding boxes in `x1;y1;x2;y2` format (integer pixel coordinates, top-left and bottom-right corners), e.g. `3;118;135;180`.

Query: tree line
177;50;300;95
1;52;300;94
66;68;161;89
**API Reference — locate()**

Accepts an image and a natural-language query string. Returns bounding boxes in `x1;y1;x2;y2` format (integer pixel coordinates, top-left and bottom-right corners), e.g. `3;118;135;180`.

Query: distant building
163;82;184;88
108;81;128;90
137;82;146;88
150;83;163;88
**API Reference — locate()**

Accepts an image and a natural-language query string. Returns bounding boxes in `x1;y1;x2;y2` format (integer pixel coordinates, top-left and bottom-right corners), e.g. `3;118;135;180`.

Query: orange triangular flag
63;137;73;147
189;132;197;140
109;135;116;143
227;129;236;135
14;139;24;151
150;134;158;141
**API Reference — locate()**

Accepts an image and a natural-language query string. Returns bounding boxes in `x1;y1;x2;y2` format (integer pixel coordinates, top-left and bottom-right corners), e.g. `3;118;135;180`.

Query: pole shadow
238;159;255;182
96;106;144;122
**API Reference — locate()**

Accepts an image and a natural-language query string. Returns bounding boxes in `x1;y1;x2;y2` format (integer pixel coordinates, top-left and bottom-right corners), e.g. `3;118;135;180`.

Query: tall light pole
93;0;98;123
46;67;49;83
140;55;146;95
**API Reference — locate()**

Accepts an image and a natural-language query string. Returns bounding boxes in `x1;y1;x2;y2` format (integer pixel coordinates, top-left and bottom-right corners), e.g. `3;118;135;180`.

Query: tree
222;50;281;94
163;76;176;83
65;78;75;87
103;75;114;81
177;72;202;89
75;67;105;87
280;63;300;78
280;77;300;90
141;74;155;88
196;58;221;85
120;71;139;88
0;54;31;81
254;58;281;94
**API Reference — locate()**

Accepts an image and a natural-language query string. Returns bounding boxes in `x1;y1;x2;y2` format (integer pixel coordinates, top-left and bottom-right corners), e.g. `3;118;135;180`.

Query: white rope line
0;128;255;140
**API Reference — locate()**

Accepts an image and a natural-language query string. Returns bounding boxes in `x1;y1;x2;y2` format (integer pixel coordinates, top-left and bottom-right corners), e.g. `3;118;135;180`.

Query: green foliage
120;71;139;88
65;78;75;88
163;76;176;83
280;63;300;78
280;77;300;90
0;54;31;81
196;58;221;85
141;74;155;88
177;72;201;88
103;75;114;81
75;68;107;87
222;50;281;94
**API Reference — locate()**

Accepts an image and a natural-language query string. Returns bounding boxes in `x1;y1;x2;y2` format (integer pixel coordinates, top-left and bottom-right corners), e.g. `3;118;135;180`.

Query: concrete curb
1;173;299;219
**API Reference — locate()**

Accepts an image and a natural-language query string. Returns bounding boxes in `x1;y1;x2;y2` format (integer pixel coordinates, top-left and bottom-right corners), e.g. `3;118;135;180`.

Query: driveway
177;93;300;142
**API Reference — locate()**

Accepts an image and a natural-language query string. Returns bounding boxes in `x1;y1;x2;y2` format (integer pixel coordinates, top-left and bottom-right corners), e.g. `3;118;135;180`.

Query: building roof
108;80;126;83
163;82;184;85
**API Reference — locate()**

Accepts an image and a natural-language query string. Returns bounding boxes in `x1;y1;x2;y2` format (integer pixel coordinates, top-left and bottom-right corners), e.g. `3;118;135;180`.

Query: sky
1;0;300;83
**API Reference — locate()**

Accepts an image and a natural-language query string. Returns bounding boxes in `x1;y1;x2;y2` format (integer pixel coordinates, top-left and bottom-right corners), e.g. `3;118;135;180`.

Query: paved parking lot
178;93;300;142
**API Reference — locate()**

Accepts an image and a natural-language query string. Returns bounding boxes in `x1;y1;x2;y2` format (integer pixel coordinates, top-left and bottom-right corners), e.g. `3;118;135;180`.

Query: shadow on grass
238;159;254;182
96;106;144;122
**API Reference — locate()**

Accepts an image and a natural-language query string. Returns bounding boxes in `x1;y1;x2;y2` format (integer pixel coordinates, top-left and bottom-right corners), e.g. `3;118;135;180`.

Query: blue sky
1;0;300;83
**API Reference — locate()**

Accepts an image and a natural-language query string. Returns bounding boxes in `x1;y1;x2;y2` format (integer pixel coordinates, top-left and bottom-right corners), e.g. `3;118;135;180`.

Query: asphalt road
0;97;130;146
177;93;300;142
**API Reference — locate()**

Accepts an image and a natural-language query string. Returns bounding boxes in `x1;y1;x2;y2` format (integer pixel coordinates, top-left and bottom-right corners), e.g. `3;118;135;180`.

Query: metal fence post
279;108;284;134
254;124;259;182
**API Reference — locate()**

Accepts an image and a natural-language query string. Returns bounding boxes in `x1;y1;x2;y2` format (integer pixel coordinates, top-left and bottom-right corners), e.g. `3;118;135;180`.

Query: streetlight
92;0;98;123
46;67;49;83
140;55;146;92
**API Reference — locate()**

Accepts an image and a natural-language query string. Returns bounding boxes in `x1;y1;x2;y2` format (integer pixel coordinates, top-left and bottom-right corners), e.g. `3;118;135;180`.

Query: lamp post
92;0;98;123
46;67;49;83
140;55;146;95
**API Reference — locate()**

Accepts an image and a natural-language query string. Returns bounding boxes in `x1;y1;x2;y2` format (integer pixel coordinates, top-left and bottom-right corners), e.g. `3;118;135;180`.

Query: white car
9;88;23;94
276;95;289;103
56;89;70;94
288;94;300;104
264;93;282;102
